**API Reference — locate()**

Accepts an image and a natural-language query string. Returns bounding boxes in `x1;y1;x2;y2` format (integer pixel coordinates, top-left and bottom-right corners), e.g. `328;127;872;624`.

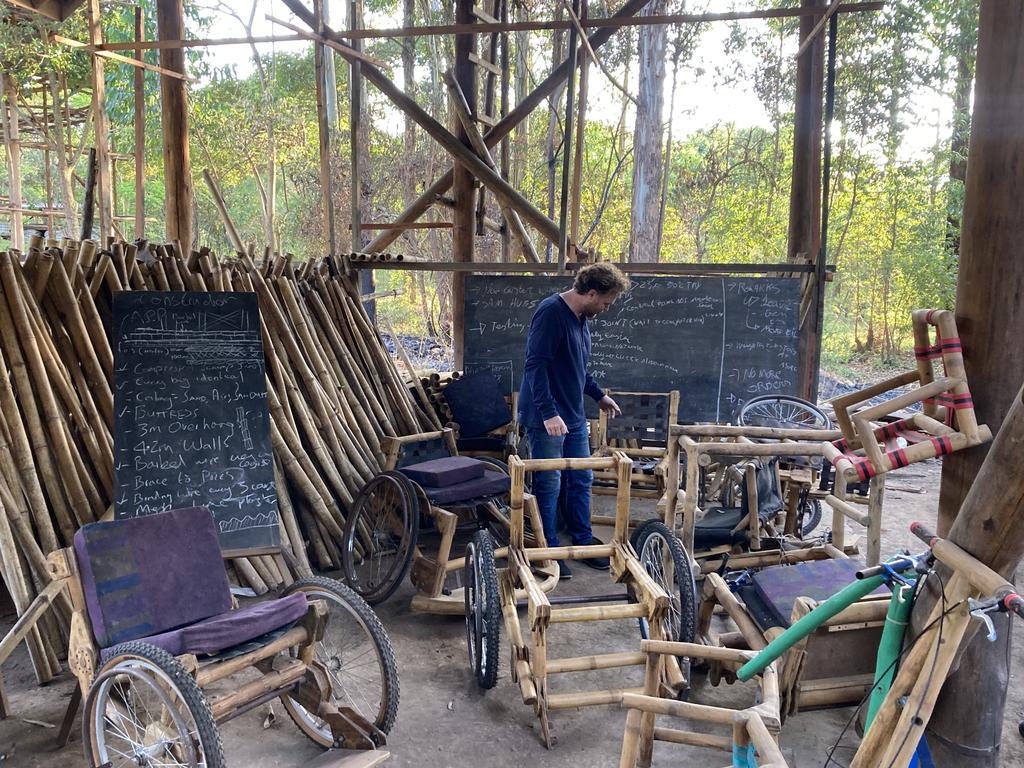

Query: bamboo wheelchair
660;424;849;569
463;453;698;747
49;506;397;768
341;428;557;615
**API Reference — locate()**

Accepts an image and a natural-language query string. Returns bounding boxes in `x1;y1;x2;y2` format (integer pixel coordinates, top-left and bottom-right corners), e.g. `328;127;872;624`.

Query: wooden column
452;0;477;368
0;73;23;252
134;6;145;238
918;6;1024;765
157;0;194;255
787;0;826;399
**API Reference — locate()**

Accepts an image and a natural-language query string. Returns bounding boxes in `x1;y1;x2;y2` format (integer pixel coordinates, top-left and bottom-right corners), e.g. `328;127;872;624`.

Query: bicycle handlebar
910;520;938;545
909;521;1024;621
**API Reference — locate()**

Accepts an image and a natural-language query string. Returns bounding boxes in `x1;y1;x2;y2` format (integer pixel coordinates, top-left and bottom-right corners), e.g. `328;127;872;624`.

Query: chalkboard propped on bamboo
112;291;280;557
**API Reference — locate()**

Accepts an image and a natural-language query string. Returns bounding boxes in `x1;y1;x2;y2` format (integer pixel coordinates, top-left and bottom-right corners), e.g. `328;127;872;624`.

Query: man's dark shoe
580;536;610;570
558;560;573;580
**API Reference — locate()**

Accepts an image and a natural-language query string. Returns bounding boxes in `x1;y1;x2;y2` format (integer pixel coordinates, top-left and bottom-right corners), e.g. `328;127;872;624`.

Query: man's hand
543;415;569;436
599;395;621;418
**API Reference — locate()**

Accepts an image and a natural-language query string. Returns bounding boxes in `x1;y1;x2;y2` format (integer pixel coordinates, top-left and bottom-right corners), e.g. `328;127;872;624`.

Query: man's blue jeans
526;423;593;547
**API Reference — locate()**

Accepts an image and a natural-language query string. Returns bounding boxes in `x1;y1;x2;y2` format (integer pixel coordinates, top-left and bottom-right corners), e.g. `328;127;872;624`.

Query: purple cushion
138;592;309;657
399;456;486;487
74;507;232;649
422;469;510;505
749;559;889;628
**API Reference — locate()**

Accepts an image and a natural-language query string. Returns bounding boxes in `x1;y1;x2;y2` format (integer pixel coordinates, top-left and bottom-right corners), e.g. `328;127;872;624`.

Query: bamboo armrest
381;429;451;448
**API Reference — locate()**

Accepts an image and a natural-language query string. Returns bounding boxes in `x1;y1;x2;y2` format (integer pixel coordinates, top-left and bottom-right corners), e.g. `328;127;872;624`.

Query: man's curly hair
572;263;630;295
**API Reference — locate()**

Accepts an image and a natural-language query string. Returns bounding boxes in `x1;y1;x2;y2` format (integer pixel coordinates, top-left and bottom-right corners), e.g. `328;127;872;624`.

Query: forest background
0;0;978;380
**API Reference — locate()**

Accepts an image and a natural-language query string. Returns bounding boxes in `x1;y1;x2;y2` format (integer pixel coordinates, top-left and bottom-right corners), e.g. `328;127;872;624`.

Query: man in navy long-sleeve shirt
518;263;629;579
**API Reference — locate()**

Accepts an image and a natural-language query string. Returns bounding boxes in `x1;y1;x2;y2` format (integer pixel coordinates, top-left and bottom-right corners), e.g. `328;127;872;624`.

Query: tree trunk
544;9;565;262
944;4;978;259
629;0;667;263
46;74;78;238
925;4;1024;765
511;0;529;191
402;0;417;256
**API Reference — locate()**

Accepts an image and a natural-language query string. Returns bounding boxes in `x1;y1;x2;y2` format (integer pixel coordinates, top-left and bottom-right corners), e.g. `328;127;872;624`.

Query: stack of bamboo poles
420;370;463;429
0;236;435;684
346;251;423;263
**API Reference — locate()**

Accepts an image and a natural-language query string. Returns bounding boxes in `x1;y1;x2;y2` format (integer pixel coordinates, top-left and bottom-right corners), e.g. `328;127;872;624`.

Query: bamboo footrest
546;686;646;710
548;602;648;624
546;651;647;674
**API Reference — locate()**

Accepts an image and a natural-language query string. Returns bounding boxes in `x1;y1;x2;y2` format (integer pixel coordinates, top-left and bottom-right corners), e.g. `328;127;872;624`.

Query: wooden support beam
443;71;539;262
364;0;656;254
0;75;24;251
98;4;883;48
50;35;198;82
99;34;308;51
282;1;565;248
795;0;844;58
452;0;476;369
788;0;826;401
157;0;194;257
359;222;452;230
348;260;823;274
924;5;1024;766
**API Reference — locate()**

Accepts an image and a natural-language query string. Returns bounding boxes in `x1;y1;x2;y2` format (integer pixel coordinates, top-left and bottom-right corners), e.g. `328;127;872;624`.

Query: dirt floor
1;458;1022;767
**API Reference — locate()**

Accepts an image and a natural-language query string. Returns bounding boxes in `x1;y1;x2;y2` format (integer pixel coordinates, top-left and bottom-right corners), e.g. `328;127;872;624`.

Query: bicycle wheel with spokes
281;577;400;746
464;529;500;689
85;641;225;768
634;522;697;645
342;471;419;605
737;394;832;430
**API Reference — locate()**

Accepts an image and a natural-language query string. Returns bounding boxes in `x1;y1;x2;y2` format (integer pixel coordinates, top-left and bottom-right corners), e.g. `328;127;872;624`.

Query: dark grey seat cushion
399;456;486;487
421;470;510;505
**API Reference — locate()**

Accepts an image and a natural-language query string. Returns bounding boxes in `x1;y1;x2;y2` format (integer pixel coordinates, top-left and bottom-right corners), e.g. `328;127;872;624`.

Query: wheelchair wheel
464;529;500;689
737;394;832;430
799;497;823;537
281;577;400;746
85;641;225;768
633;522;698;646
342;471;419;605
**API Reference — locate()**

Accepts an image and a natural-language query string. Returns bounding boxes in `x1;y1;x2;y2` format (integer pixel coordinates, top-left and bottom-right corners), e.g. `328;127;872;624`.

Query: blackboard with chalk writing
463;275;802;423
112;291;279;556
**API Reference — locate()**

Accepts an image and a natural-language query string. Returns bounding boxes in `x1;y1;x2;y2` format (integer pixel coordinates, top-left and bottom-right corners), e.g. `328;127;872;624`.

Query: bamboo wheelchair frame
618;640;785;768
590;390;681;510
813;310;993;565
372;429;558;615
40;543;393;767
660;426;856;565
465;453;694;748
